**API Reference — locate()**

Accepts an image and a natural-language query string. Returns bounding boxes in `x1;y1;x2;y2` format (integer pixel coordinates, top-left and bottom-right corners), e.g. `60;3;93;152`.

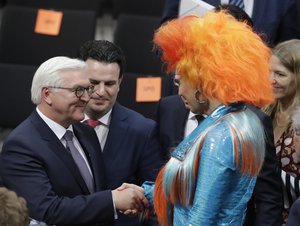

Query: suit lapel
178;107;189;143
73;124;106;191
170;95;189;145
102;103;128;165
31;111;90;194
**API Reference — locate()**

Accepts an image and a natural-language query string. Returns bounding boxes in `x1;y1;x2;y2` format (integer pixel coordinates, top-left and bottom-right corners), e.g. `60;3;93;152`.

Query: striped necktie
229;0;244;9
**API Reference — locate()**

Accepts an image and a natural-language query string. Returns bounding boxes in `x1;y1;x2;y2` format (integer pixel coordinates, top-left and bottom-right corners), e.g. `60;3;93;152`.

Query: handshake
112;183;149;216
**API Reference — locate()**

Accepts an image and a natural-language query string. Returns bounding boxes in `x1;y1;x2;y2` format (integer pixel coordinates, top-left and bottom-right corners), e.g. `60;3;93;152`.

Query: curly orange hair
154;12;274;107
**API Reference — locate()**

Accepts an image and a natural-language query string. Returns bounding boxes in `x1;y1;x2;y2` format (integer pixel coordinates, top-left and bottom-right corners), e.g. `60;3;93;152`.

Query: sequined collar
171;103;246;161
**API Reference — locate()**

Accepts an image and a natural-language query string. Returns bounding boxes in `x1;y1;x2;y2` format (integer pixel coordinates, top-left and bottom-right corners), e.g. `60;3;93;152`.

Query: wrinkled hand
117;183;144;193
112;183;149;215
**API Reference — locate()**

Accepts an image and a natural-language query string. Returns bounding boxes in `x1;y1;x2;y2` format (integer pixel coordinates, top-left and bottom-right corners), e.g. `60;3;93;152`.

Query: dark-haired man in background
79;40;163;226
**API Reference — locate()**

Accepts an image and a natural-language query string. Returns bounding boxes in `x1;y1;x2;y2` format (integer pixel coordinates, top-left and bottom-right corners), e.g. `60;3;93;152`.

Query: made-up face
270;55;296;101
175;74;201;114
46;69;91;128
85;59;122;118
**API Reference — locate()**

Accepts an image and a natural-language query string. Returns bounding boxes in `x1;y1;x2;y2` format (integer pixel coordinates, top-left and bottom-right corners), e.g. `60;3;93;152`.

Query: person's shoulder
115;103;156;127
200;121;233;154
200;122;235;167
1;114;41;155
158;95;186;114
159;95;181;104
4;115;35;141
246;104;272;128
246;104;268;119
205;121;231;140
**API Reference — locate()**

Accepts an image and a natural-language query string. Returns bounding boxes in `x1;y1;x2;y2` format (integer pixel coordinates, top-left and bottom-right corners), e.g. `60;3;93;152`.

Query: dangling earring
194;90;207;104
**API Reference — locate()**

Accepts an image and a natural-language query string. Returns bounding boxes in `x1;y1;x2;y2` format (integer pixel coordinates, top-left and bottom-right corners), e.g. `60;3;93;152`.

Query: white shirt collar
188;111;197;120
187;111;207;120
36;107;73;140
84;109;112;127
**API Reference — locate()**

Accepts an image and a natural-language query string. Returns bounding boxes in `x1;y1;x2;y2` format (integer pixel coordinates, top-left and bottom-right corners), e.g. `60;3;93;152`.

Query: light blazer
155;95;283;226
0;110;114;226
161;0;300;45
101;102;163;226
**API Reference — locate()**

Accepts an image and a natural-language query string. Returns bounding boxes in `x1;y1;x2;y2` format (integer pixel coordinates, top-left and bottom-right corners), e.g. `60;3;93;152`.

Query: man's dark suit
101;102;163;226
161;0;300;45
155;95;283;226
0;110;114;226
286;197;300;226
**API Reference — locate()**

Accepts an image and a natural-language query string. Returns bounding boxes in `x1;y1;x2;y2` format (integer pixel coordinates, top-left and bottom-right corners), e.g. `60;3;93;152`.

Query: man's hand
112;183;149;215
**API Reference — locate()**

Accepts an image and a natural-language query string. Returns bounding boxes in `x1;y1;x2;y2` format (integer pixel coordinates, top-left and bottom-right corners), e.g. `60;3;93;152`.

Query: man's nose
80;90;91;102
96;83;105;95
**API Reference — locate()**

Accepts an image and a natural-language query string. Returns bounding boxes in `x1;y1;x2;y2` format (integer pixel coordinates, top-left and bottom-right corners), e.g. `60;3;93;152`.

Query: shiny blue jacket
143;103;265;225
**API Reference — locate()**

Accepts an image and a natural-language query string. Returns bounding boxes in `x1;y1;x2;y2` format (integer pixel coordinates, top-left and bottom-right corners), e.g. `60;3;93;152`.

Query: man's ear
119;75;123;85
41;87;52;105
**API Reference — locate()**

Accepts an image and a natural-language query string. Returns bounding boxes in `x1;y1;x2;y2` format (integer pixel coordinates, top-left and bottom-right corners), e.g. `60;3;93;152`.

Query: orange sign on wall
136;77;162;102
34;9;63;36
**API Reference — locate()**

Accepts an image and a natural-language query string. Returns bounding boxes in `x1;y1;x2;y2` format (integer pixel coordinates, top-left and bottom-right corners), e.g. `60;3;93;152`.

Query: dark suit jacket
286;197;300;226
0;110;114;226
102;102;163;226
161;0;300;46
155;95;283;226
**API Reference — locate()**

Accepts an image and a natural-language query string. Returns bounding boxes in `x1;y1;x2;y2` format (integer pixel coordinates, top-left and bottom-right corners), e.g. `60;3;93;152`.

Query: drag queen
142;11;274;226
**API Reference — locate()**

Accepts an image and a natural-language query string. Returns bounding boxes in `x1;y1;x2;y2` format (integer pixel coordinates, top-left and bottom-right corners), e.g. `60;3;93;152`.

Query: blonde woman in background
264;39;300;224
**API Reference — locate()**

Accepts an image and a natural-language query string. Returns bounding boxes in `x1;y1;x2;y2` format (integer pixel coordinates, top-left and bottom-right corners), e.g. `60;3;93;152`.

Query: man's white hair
31;56;87;104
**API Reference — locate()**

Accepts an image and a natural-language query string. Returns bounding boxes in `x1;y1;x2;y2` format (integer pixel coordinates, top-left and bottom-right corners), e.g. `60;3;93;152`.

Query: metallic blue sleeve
142;181;155;208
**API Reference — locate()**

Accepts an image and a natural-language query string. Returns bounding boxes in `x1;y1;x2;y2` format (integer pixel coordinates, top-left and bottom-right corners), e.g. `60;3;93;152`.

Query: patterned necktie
64;130;94;193
85;118;100;128
229;0;244;9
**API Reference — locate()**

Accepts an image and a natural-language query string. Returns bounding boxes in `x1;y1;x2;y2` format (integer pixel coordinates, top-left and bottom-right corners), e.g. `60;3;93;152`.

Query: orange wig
154;12;274;107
